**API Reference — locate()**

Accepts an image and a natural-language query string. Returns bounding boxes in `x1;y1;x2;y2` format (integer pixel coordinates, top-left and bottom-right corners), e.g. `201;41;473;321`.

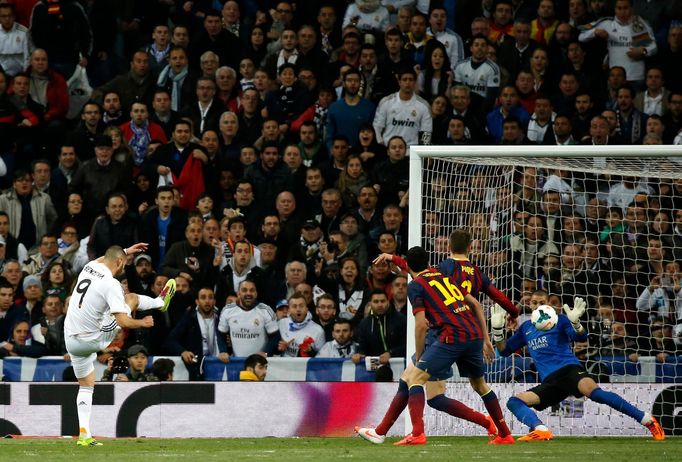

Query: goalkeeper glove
490;304;506;342
563;297;586;332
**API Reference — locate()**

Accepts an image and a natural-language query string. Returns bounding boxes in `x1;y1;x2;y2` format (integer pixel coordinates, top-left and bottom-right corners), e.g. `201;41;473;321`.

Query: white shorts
65;327;120;378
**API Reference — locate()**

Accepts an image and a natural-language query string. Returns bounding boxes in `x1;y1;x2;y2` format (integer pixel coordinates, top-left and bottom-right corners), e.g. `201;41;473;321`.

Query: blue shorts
415;339;485;380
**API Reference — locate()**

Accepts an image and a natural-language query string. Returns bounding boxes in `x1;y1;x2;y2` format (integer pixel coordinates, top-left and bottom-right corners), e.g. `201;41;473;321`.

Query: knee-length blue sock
507;396;543;430
590;387;645;423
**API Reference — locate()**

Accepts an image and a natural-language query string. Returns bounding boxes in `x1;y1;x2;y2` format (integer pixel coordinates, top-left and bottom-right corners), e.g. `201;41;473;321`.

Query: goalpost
407;145;682;436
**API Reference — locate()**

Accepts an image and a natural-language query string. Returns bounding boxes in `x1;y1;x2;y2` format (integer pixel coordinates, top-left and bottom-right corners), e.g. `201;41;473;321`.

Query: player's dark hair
449;229;472;253
406;246;429;272
244;353;268;370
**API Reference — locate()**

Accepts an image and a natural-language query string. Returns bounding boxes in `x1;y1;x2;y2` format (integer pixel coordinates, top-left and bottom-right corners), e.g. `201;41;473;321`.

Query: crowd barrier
1;355;680;382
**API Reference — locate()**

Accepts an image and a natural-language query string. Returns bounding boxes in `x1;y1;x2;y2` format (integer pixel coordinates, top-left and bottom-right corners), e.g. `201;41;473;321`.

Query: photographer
636;261;682;323
101;345;151;382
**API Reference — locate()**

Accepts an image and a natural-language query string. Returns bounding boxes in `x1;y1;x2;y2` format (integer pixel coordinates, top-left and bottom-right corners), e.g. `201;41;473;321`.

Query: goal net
408;145;682;436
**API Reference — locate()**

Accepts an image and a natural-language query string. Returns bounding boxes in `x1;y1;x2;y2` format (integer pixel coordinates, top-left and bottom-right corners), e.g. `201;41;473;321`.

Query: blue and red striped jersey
408;268;483;343
438;258;488;297
438;258;519;317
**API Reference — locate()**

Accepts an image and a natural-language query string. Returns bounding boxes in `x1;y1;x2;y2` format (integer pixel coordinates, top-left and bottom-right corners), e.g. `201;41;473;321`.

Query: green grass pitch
0;436;677;461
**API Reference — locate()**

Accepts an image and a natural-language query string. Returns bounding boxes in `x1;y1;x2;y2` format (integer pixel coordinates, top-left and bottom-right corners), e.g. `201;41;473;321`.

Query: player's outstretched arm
114;312;154;330
484;284;519;318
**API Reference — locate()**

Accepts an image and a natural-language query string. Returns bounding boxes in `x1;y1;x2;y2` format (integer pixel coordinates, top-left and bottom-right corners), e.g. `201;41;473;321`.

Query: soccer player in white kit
64;244;176;446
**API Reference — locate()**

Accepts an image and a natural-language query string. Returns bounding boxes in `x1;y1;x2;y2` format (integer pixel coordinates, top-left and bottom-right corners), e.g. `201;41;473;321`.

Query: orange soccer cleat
489;434;515;445
484;415;498;440
645;417;665;441
393;433;427;446
517;428;554;441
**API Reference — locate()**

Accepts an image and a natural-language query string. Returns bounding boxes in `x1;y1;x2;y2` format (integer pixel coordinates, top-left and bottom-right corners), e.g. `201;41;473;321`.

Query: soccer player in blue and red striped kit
358;246;514;445
357;231;517;444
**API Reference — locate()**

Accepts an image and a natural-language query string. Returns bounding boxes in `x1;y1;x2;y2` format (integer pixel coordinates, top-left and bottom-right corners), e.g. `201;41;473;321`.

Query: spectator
0;3;31;77
277;291;325;357
156;47;194;112
0;319;47;358
189;9;240;72
373;67;432;146
93;51;155;114
87;193;137;260
0;169;57;250
162;221;220;290
318;318;358;358
165;287;225;380
352;289;406;365
151;357;175;381
578;0;656;86
327;69;376;151
454;35;500;112
148;120;207;210
217;279;279;358
30;0;91;79
70;134;128;222
183;77;224;137
30;293;65;356
120;101;167;167
239;353;268;381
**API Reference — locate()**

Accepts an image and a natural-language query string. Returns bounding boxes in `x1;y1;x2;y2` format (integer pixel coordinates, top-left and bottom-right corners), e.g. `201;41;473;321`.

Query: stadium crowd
0;0;681;380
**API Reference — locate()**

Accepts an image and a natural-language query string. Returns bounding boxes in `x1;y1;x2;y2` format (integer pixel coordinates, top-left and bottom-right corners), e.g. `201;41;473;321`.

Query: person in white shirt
277;291;325;357
317;318;359;358
427;6;464;71
373;67;432;146
578;0;656;84
64;243;175;446
0;3;32;77
218;279;279;357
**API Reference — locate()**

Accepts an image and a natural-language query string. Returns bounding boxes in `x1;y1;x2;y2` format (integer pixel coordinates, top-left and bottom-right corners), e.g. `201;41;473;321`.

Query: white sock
77;386;94;438
137;294;164;311
535;424;549;431
641;412;652;425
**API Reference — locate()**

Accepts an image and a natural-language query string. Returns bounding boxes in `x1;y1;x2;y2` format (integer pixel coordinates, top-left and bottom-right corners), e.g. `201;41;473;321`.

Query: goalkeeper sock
507;397;543;430
137;294;164;311
481;389;511;437
589;387;645;423
375;380;408;435
407;385;426;435
76;386;94;438
427;394;489;428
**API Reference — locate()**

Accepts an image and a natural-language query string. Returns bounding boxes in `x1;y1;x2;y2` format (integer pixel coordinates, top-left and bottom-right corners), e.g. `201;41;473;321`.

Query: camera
327;241;339;253
111;356;129;374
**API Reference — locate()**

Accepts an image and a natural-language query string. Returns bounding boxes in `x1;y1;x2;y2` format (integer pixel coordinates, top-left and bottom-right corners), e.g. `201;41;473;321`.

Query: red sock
481;389;511;437
408;385;426;436
375;380;409;435
427;395;489;428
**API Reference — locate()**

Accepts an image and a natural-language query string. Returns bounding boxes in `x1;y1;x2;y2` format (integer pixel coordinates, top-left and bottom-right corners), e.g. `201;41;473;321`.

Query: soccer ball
532;305;558;331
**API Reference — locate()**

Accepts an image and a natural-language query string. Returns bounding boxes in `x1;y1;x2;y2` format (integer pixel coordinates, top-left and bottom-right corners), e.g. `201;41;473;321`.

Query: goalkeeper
491;298;665;441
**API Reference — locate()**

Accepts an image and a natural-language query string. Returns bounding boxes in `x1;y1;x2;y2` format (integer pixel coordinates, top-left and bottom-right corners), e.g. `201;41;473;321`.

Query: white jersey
317;339;359;358
0;23;32;77
428;28;465;70
527;113;556;143
64;260;129;338
342;4;390;32
373;92;433;146
218;302;278;356
454;58;500;98
578;16;656;82
278;315;326;357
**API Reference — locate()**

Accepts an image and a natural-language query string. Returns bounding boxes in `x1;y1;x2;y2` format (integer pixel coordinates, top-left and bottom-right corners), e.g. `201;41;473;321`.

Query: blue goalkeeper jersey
499;315;588;381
